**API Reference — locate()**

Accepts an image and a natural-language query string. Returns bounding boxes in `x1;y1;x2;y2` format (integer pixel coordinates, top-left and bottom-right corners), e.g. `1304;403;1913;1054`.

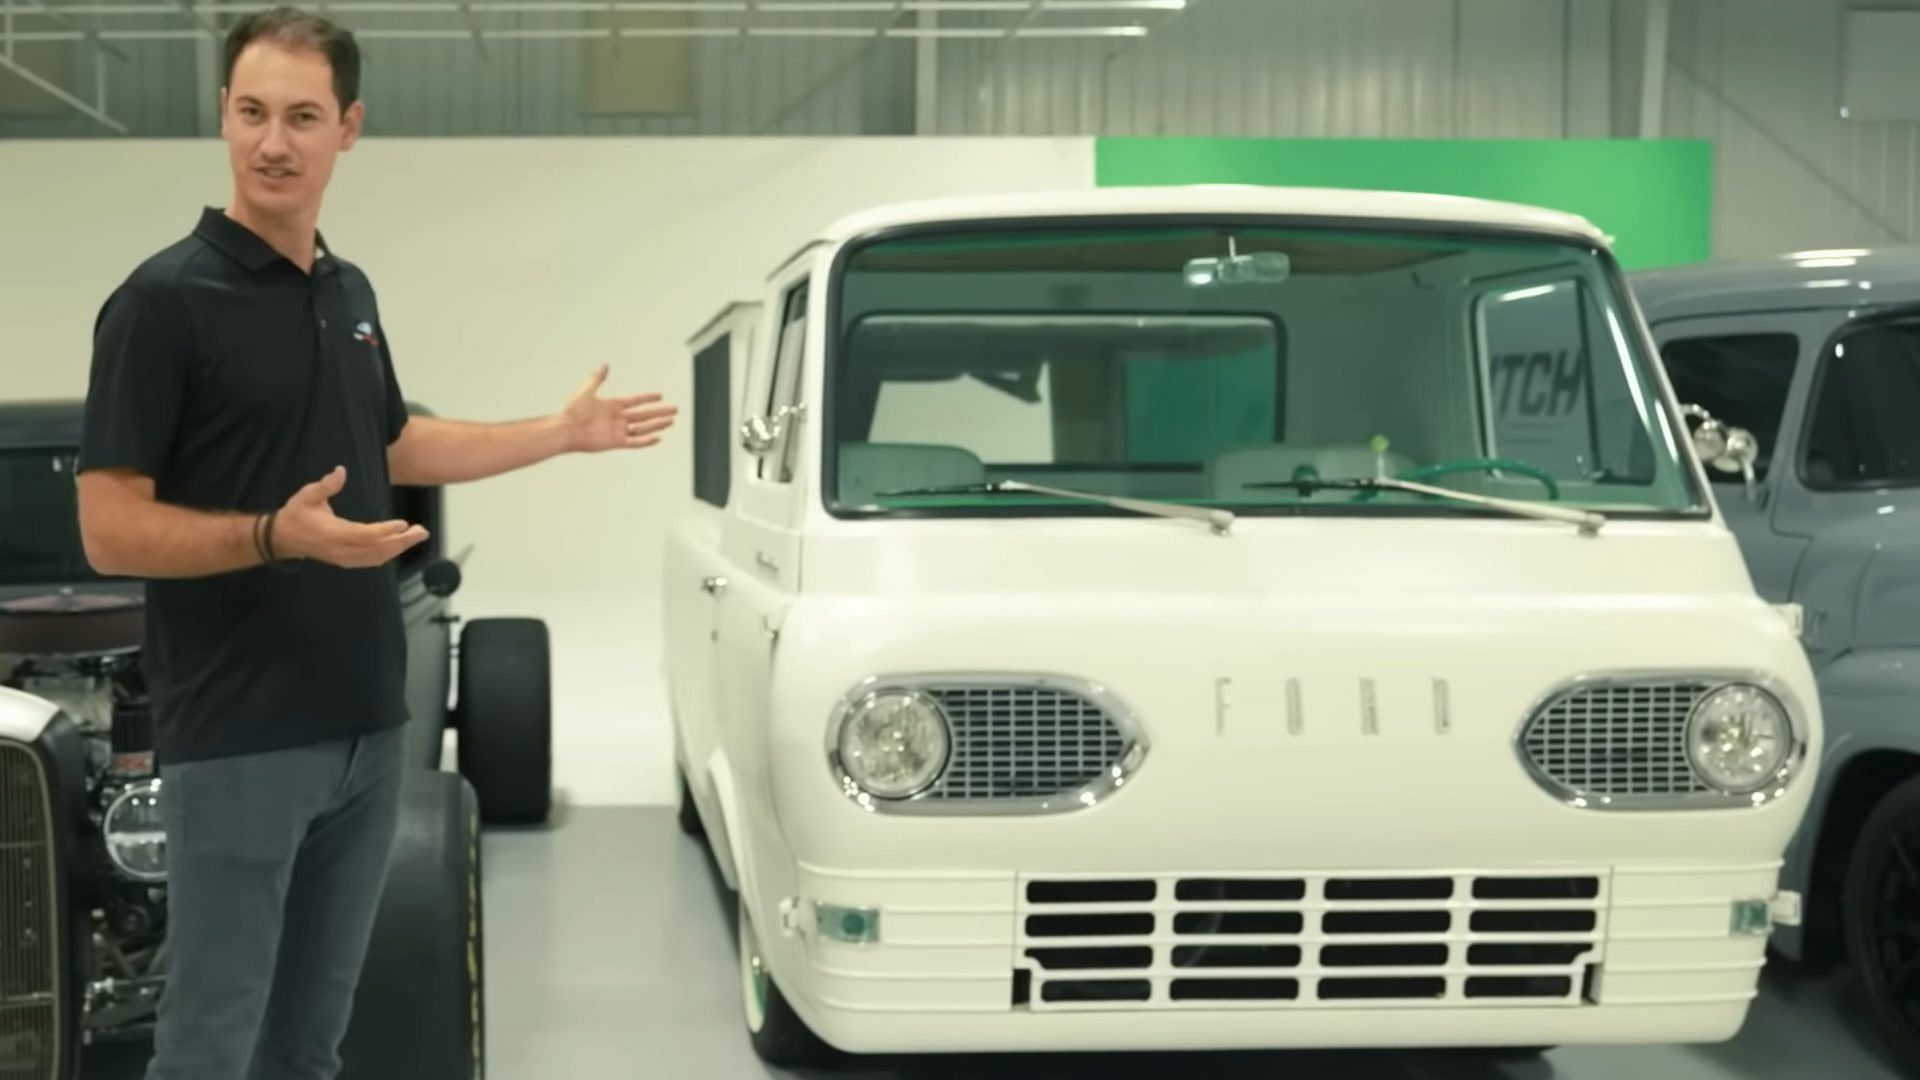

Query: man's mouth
255;166;297;180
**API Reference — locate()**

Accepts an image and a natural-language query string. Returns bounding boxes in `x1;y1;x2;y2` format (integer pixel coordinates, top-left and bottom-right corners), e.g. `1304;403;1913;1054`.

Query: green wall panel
1094;138;1712;271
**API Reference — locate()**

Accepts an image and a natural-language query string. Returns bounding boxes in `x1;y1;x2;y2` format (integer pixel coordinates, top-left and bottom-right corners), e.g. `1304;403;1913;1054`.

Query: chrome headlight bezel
824;673;1150;815
1515;670;1811;811
1685;683;1795;796
103;777;168;882
828;687;953;804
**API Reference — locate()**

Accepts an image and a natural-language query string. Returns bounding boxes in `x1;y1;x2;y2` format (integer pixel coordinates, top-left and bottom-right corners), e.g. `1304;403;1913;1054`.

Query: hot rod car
1634;247;1920;1074
0;399;551;1079
664;186;1820;1064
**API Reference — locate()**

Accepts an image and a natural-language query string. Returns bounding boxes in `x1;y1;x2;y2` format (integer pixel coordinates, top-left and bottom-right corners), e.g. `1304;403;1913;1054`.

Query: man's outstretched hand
561;364;679;453
273;466;430;569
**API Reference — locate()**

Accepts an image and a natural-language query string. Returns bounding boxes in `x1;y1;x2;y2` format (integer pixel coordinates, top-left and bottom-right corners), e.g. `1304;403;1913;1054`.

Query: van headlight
834;689;951;800
1687;684;1793;794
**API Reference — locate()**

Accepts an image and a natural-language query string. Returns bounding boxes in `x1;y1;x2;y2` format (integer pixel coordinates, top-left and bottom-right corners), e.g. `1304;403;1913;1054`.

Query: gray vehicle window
1806;320;1920;488
0;448;99;584
1660;333;1798;481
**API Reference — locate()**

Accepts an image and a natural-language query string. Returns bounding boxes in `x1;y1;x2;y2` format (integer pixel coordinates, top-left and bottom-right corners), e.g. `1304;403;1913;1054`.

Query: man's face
220;40;362;219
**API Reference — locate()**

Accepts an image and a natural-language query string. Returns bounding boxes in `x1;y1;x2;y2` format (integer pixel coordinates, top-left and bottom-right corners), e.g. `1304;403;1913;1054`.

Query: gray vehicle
1632;248;1920;1073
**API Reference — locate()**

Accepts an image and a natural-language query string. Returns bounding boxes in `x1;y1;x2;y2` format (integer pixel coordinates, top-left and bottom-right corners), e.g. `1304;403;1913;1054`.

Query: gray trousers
145;723;406;1080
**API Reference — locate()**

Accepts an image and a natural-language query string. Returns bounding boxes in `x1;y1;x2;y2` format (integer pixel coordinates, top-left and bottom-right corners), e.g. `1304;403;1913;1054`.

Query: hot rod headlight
104;778;168;881
834;689;951;800
1687;684;1793;795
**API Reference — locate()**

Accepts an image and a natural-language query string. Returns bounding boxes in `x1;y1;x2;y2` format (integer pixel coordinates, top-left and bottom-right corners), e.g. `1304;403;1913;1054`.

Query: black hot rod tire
456;617;552;826
338;771;485;1080
1844;774;1920;1078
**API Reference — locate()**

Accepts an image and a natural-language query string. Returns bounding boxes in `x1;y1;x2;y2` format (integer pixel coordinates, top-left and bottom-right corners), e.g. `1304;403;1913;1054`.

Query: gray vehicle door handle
701;576;728;596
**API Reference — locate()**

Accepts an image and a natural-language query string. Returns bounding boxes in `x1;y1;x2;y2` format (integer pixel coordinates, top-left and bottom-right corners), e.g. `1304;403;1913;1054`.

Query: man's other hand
274;466;429;568
561;364;679;453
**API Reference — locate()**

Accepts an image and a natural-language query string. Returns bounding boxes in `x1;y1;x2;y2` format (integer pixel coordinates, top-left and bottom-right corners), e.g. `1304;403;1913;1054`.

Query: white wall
1665;0;1920;259
0;136;1093;804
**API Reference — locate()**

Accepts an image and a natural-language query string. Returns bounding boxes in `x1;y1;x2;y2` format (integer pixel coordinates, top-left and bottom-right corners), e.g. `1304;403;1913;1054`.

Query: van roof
1630;245;1920;323
809;185;1611;249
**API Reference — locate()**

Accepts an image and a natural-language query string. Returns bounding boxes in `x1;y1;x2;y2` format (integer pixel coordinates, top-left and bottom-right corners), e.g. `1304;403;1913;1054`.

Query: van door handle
754;552;780;574
701;576;728;596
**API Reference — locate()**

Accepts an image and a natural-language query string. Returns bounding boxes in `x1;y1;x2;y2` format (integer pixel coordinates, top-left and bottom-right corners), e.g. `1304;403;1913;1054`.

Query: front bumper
776;860;1795;1053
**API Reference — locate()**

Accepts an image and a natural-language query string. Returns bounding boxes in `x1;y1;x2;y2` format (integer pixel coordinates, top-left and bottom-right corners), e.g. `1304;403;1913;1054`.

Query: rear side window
1659;333;1798;481
1805;320;1920;488
693;334;730;507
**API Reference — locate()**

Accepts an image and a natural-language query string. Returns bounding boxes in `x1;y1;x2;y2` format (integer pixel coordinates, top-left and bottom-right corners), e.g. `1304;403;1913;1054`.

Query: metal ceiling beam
5;22;1149;38
38;0;1184;13
0;48;129;131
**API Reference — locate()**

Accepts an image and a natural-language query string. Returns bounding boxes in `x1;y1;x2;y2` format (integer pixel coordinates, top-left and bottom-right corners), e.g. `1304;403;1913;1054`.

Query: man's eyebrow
232;94;329;112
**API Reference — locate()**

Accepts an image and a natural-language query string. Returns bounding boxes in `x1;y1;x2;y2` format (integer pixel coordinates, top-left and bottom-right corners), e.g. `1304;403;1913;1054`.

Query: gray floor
85;807;1909;1079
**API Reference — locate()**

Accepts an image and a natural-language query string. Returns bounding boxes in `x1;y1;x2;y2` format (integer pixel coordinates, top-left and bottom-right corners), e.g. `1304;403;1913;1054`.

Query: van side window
1660;334;1798;482
693;333;730;507
763;281;809;483
1805;320;1920;488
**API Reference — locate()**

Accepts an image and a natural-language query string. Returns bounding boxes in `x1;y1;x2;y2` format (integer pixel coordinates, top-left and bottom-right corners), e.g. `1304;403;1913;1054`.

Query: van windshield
826;223;1701;520
0;446;98;585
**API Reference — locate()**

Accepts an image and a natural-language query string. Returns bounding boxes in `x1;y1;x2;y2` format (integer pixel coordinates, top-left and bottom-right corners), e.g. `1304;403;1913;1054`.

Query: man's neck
225;201;319;273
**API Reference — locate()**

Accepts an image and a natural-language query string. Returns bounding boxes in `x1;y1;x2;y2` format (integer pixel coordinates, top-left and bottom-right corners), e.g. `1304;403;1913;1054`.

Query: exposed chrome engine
2;645;169;1042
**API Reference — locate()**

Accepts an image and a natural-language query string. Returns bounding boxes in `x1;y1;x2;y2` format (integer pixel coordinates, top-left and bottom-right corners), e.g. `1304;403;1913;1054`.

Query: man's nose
258;119;291;157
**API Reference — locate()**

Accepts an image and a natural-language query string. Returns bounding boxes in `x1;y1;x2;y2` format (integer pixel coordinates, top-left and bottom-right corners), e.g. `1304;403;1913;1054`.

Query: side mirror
1682;404;1761;501
740;415;777;456
739;403;806;458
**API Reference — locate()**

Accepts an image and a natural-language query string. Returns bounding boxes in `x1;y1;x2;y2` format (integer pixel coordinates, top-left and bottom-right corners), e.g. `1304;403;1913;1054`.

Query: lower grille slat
1018;870;1605;1011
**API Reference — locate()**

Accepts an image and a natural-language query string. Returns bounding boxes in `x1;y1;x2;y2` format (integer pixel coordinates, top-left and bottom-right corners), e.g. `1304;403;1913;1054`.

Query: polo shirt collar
193;207;338;276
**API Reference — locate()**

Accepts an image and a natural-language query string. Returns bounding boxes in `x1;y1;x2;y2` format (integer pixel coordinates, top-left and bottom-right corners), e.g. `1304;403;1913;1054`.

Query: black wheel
456;617;552;826
677;767;704;838
339;772;485;1080
1846;774;1920;1077
738;898;837;1066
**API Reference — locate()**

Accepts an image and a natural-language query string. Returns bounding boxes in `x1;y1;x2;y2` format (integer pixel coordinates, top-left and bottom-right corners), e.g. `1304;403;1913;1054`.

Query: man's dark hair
222;6;361;112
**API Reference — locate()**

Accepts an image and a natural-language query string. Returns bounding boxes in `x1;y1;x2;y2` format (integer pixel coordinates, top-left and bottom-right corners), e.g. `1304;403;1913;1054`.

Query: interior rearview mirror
1184;250;1291;289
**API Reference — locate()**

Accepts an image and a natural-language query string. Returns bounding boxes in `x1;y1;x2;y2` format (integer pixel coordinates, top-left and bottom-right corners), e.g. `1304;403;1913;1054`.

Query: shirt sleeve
78;278;194;479
378;318;409;445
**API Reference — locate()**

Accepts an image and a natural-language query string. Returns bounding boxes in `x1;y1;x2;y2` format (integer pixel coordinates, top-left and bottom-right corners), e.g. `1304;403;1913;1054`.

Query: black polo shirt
78;208;413;765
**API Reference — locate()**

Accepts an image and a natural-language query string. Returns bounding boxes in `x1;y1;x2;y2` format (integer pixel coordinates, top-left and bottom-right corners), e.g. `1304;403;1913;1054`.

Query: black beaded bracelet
262;509;281;564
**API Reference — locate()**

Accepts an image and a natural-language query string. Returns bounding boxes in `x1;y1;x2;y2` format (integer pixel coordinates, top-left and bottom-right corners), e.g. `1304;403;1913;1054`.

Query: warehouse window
1660;333;1798;482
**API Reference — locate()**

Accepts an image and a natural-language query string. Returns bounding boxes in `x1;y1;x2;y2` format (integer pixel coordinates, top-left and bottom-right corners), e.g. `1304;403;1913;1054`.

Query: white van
662;186;1819;1063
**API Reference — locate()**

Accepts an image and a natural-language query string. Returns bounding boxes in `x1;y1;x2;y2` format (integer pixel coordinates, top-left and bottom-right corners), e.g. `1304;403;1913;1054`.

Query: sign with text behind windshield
1477;280;1593;478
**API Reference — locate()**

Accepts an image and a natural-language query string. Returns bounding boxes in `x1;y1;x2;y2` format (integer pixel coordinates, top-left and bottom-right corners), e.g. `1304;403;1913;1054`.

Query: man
74;7;677;1079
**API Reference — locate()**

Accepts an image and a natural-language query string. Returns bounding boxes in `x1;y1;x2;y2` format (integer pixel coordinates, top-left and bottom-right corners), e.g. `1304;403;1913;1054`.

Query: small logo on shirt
353;321;381;348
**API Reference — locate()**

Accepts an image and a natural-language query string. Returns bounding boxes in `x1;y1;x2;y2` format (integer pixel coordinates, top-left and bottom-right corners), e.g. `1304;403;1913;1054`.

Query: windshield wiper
873;480;1235;536
1245;475;1606;537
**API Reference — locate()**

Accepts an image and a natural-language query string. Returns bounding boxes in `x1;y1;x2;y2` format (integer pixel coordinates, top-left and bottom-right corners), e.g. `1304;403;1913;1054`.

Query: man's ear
341;100;365;151
217;86;229;137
